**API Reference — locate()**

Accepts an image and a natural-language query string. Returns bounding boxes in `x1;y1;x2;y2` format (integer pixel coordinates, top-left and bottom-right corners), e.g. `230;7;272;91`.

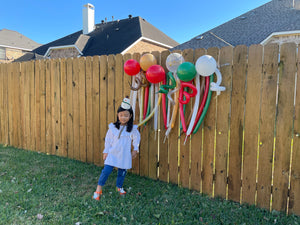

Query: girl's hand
103;153;108;160
132;150;138;159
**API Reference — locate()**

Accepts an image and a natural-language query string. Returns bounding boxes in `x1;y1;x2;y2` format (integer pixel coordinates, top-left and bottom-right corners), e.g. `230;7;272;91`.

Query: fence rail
0;43;299;215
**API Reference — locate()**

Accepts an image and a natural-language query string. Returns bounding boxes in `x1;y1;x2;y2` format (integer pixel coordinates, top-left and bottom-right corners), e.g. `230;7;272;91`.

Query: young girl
92;97;141;200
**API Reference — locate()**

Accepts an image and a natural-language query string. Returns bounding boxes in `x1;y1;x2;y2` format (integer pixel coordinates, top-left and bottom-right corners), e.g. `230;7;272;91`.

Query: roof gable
139;17;179;48
174;0;300;50
28;16;178;59
0;29;41;50
83;16;143;56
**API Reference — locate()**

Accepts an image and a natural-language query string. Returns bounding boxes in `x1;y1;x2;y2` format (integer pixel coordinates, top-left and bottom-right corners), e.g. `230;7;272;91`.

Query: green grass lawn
0;146;299;225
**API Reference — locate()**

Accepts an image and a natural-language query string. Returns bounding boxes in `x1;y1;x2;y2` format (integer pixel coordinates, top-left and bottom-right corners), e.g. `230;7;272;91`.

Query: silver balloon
166;53;185;73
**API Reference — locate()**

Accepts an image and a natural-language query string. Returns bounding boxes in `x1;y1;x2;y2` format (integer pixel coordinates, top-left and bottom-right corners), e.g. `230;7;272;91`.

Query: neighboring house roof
0;29;41;51
16;16;178;62
173;0;300;50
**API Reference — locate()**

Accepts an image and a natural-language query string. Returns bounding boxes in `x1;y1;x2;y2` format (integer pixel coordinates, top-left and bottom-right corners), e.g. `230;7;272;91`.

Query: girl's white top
103;123;141;169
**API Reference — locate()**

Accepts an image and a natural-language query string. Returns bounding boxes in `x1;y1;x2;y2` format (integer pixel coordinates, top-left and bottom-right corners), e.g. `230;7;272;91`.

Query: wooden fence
0;43;299;215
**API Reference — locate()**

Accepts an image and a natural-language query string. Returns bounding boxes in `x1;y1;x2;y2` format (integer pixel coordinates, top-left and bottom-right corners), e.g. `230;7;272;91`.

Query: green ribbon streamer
159;72;176;94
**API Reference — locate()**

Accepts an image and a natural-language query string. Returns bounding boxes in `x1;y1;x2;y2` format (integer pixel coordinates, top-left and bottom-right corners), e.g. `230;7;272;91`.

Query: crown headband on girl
121;98;131;110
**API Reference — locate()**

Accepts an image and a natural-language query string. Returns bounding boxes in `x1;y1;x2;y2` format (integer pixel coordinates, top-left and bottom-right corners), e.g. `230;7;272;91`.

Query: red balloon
124;59;140;76
146;65;165;83
178;82;198;105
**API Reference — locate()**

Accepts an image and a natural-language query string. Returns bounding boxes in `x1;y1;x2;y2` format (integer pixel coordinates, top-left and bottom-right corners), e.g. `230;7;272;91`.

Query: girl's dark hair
113;106;134;132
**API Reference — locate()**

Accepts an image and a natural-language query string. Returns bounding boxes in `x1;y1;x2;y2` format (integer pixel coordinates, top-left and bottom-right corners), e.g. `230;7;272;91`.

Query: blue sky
1;0;270;45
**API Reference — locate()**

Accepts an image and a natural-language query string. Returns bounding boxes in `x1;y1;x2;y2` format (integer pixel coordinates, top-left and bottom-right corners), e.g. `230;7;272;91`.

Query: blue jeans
98;165;127;188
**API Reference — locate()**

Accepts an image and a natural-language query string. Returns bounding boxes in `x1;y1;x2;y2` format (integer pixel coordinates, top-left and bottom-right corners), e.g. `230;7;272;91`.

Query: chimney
83;3;95;34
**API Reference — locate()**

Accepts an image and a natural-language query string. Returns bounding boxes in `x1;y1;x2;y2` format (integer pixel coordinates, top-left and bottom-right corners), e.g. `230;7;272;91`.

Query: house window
0;47;6;60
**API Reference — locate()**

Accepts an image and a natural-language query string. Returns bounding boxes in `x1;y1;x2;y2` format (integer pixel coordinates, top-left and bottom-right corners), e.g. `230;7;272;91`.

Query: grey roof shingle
15;16;178;62
0;29;41;50
173;0;300;50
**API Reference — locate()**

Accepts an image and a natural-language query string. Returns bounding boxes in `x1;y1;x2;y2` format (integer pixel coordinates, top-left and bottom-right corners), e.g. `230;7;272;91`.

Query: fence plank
92;56;101;165
7;63;13;146
242;45;263;205
52;59;60;155
60;58;68;157
24;62;32;150
4;63;9;145
4;62;9;145
19;63;25;149
123;54;132;103
289;44;300;215
140;110;149;179
0;64;6;144
50;59;56;154
168;49;182;185
158;50;170;183
39;60;46;153
13;63;21;147
0;64;3;143
34;61;41;151
148;51;160;179
214;46;232;198
190;48;206;191
3;64;9;145
107;55;116;125
99;55;108;166
72;58;80;160
228;45;247;202
1;63;6;144
85;57;94;163
29;61;36;151
132;53;141;174
256;44;278;210
115;54;124;118
12;63;19;147
179;48;194;188
1;64;9;145
272;43;296;212
79;57;87;162
169;110;180;185
12;62;20;147
66;58;74;159
115;54;124;107
46;60;53;154
86;56;93;163
201;47;219;195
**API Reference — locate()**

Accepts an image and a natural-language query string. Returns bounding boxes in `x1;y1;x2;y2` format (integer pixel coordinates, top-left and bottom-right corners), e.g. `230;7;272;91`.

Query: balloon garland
123;53;226;141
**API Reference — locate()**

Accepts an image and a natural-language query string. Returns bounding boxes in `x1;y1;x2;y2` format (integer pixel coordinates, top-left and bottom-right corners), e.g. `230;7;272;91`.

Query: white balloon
210;68;226;95
186;74;201;137
195;55;217;77
166;53;185;73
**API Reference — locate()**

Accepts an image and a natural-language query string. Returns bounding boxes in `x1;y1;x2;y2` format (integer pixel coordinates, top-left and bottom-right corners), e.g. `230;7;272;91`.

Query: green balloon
176;62;197;82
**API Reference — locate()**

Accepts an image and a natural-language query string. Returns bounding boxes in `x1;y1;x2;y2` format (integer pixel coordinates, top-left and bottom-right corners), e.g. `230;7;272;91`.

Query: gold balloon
140;53;157;71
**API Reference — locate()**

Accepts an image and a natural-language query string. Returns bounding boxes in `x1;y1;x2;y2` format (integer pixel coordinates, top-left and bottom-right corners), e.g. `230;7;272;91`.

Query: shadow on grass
0;146;299;224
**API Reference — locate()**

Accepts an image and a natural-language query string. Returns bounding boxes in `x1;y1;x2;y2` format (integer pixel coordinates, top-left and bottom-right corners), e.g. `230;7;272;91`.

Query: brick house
16;3;178;62
173;0;300;50
0;29;41;63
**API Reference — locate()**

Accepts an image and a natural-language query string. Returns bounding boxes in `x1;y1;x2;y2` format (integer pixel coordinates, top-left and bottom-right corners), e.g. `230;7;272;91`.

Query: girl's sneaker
92;190;102;200
117;187;126;195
